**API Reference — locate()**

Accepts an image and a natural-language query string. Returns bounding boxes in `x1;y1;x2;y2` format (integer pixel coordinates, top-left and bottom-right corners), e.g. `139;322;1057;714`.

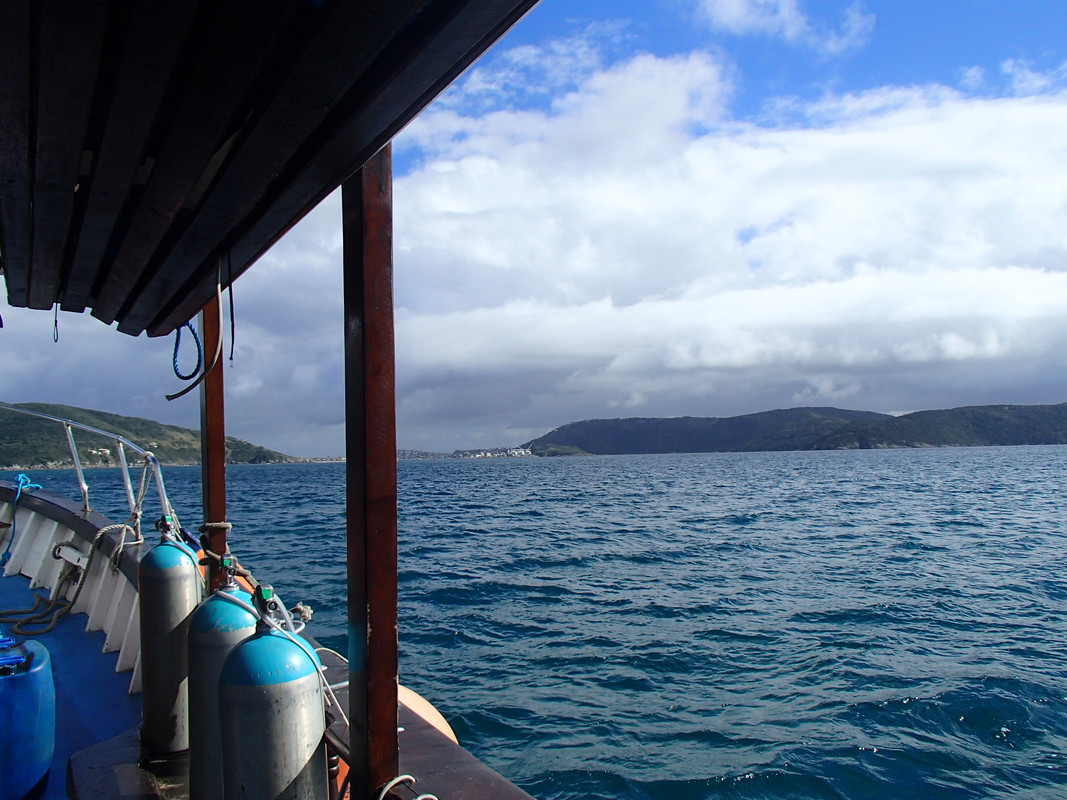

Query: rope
14;474;40;505
377;776;415;800
0;561;78;635
312;646;350;690
0;454;180;636
227;251;236;361
0;457;157;633
1;474;42;567
198;522;234;558
0;504;128;635
100;459;151;571
172;320;203;381
375;775;439;800
166;276;223;402
199;522;233;533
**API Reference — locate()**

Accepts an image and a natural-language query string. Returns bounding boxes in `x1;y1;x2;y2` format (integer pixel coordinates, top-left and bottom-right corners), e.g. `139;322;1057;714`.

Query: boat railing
0;402;179;535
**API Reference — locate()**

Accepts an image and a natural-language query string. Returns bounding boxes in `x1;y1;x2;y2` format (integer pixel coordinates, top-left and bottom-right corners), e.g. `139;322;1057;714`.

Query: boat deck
0;570;142;799
0;477;536;800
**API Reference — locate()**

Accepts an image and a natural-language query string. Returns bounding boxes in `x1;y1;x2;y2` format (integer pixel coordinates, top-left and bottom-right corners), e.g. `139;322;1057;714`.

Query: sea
8;446;1067;800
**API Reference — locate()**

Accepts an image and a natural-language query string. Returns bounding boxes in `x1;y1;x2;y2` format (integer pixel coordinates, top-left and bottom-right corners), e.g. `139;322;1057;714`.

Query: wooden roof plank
146;0;540;337
90;0;302;326
1;0;540;335
60;0;200;313
117;1;426;334
0;0;32;307
27;0;109;310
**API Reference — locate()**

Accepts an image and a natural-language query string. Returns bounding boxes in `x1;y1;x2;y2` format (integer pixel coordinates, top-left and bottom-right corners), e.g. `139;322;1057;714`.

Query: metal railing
0;402;179;534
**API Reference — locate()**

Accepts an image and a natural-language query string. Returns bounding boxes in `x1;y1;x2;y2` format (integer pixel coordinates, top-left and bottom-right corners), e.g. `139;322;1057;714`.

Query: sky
5;0;1067;455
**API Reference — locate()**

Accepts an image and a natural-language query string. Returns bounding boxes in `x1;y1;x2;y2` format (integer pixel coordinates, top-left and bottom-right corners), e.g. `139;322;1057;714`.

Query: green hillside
0;403;297;469
525;407;891;455
525;403;1067;456
807;403;1067;450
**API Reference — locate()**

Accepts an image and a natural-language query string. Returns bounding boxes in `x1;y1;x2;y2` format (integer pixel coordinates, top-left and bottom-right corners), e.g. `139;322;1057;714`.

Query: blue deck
0;571;142;799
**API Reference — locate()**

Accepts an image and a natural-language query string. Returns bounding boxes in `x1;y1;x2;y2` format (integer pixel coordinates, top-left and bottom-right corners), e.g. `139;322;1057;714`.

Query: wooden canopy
0;0;537;337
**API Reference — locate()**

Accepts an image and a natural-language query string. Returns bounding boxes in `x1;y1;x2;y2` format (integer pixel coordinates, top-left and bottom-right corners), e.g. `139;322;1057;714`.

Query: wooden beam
28;0;108;310
122;1;422;334
343;144;398;799
146;0;541;337
61;0;200;313
92;0;298;326
0;0;32;306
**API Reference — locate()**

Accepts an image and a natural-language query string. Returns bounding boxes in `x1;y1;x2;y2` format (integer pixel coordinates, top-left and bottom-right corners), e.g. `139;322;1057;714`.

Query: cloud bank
4;25;1067;455
390;35;1067;450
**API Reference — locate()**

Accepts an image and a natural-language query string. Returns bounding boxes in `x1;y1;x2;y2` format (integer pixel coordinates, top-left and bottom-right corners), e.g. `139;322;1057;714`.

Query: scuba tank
219;584;327;800
188;554;256;800
138;520;201;755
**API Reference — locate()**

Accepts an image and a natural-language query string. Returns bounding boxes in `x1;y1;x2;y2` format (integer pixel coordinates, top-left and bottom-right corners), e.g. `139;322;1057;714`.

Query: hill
525;407;891;455
807;403;1067;450
0;402;298;469
524;403;1067;456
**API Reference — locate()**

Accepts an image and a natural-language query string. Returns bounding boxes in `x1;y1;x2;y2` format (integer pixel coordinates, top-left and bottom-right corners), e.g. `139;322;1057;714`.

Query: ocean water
10;446;1067;799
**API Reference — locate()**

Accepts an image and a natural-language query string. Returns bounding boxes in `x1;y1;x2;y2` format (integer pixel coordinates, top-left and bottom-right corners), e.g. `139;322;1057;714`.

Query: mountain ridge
0;402;298;469
524;403;1067;456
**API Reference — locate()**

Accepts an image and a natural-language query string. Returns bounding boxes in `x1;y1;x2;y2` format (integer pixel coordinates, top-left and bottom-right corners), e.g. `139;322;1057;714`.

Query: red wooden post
343;143;399;798
199;288;228;588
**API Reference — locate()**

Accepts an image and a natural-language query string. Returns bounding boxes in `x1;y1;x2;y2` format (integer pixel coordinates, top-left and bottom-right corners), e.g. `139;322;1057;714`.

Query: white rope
377;775;415;800
313;647;351;690
375;775;439;800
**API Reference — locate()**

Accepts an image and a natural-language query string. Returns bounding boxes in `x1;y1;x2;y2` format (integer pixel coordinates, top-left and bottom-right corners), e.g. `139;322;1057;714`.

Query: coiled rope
172;320;203;381
166;275;224;402
0;562;78;635
0;463;153;635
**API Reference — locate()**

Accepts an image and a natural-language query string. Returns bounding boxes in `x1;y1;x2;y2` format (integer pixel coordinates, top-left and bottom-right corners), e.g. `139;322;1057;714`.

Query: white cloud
959;65;985;92
434;23;629;115
1001;58;1067;96
695;0;874;55
388;48;1067;448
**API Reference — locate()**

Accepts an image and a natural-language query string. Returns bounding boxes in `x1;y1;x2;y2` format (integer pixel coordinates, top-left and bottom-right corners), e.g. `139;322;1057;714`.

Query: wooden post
343;143;398;799
199;288;227;589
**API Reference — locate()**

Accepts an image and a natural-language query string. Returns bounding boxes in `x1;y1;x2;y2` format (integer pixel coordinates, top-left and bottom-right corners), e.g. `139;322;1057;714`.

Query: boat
0;1;541;798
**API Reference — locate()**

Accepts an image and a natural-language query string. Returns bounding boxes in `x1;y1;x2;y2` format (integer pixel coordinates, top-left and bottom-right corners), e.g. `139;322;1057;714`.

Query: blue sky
444;1;1067;119
5;0;1067;455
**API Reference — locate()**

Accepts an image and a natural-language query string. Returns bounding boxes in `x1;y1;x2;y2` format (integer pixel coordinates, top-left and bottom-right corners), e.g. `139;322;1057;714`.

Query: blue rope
172;321;203;381
2;474;42;567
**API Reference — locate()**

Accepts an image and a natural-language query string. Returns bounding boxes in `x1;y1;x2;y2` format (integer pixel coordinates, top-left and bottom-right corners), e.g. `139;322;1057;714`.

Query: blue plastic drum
0;639;55;800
